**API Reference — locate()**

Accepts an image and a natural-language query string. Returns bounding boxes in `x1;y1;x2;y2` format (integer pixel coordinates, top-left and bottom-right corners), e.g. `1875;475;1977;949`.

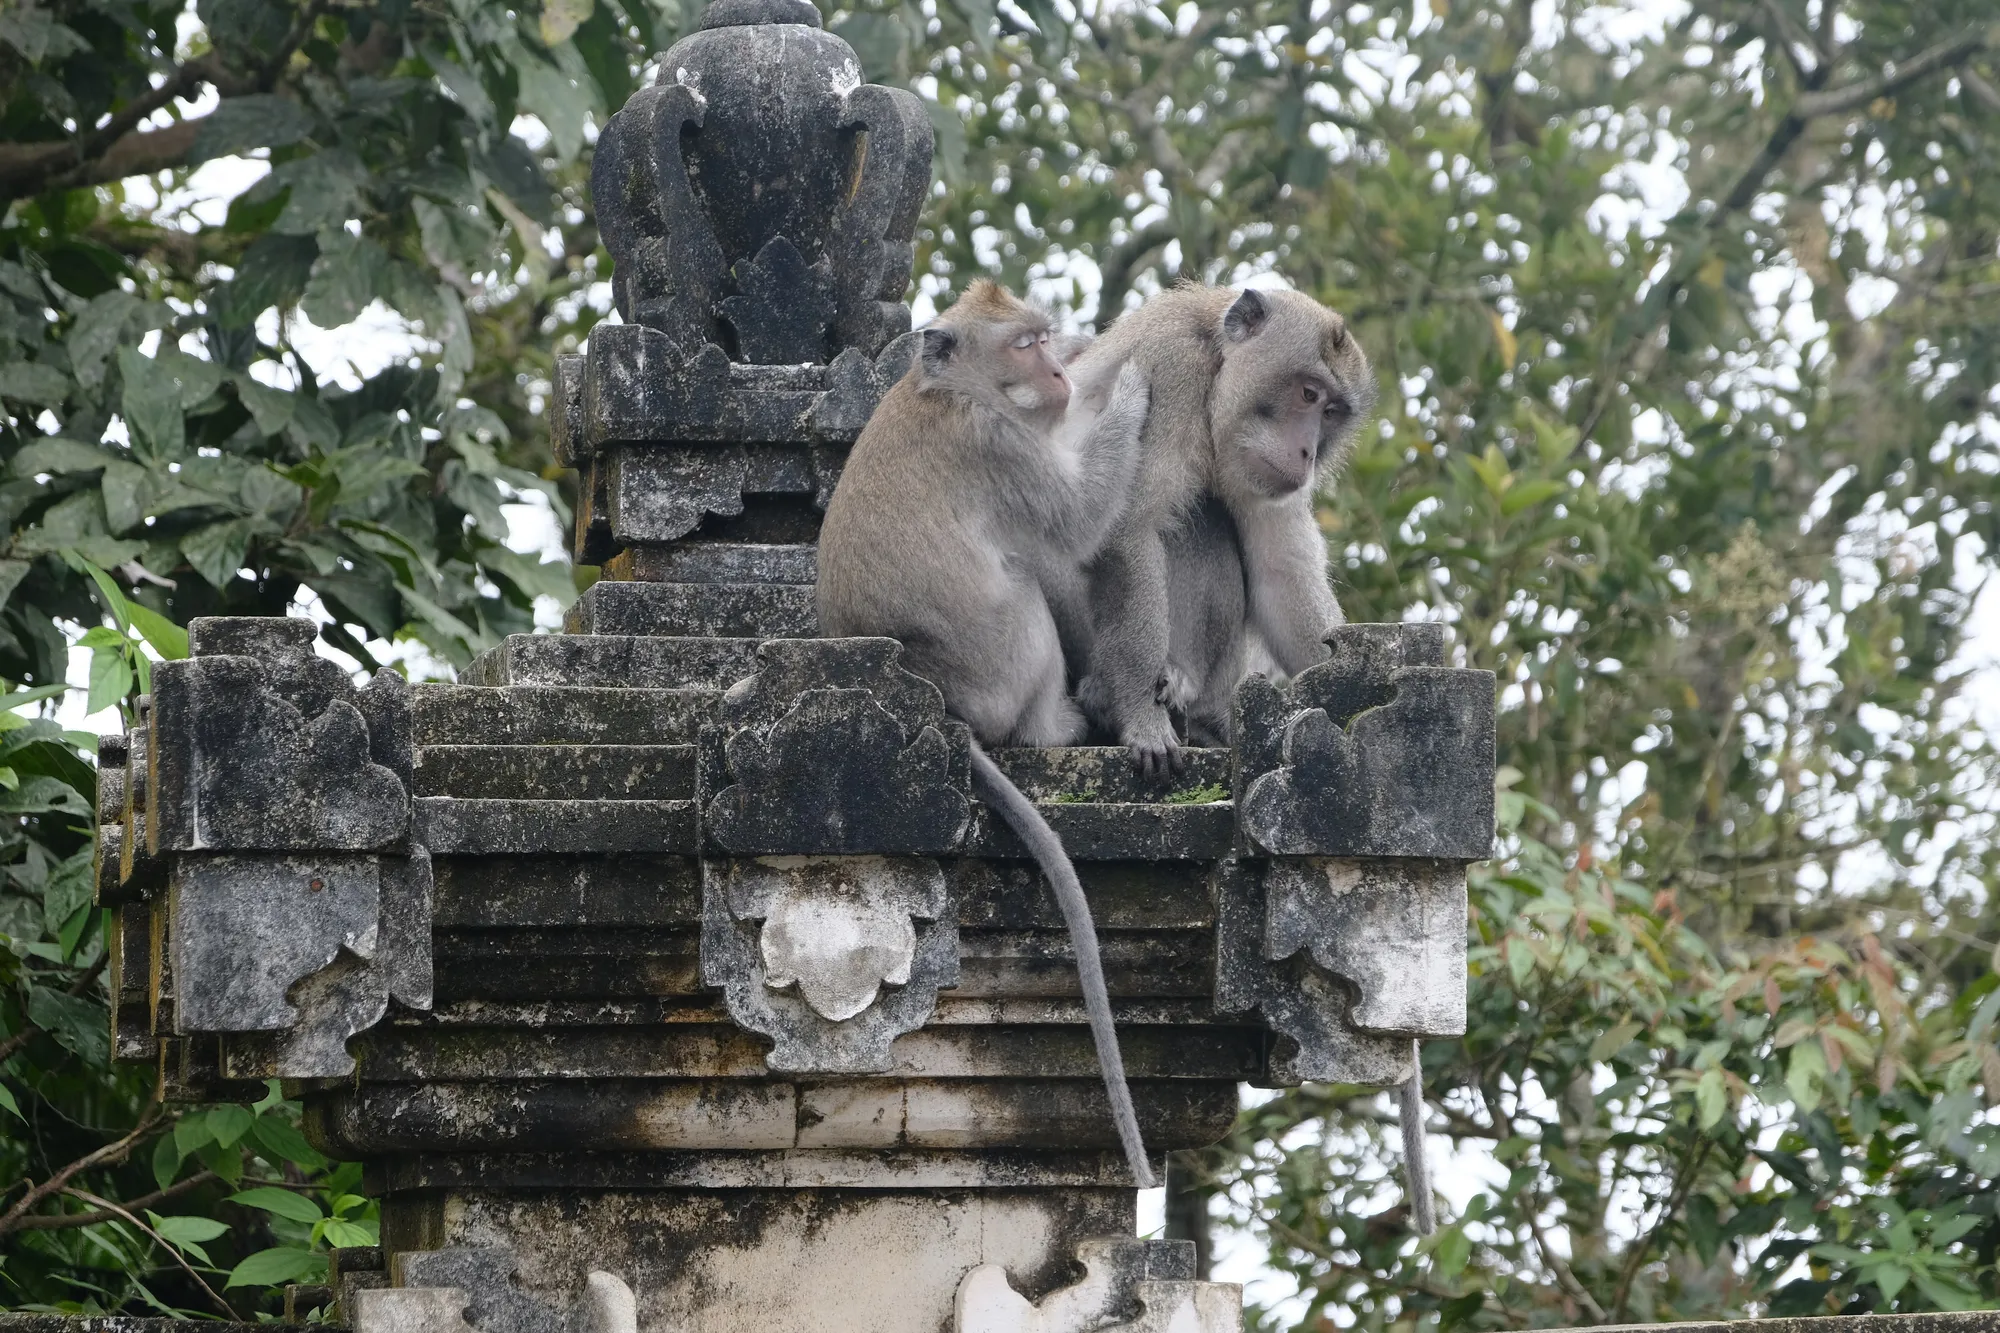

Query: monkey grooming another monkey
1065;285;1377;776
817;280;1159;1188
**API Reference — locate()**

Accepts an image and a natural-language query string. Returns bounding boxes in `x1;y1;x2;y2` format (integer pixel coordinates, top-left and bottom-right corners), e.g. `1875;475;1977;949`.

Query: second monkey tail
968;743;1158;1189
1398;1041;1437;1235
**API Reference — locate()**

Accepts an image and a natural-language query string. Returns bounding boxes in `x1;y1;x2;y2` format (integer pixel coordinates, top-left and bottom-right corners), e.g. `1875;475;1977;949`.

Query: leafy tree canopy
2;0;1998;1321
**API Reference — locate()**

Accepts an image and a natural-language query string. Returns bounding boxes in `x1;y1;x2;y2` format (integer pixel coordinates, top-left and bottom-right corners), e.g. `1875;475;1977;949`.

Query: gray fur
816;282;1157;1186
1399;1042;1437;1234
970;744;1156;1187
1065;285;1377;776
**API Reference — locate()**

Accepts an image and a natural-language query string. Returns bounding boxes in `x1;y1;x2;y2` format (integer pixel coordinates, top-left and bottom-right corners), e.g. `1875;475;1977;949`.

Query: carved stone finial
590;0;933;363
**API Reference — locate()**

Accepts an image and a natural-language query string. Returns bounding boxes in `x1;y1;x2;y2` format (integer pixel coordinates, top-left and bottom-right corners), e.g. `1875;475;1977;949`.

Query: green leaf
1694;1067;1726;1129
1589;1018;1643;1062
233;375;297;435
117;347;186;458
0;1083;21;1120
216;234;319;327
180;518;257;591
175;1115;215;1156
538;0;593;47
227;1185;324;1224
26;984;108;1067
0;682;69;712
271;152;367;235
191;94;318;164
302;231;392;329
320;1217;379;1248
152;1133;184;1192
515;48;593;164
1499;478;1566;516
149;1213;231;1247
1873;1262;1910;1303
0;5;91;63
0;361;71;406
208;1104;255;1148
225;1246;327;1289
125;603;189;661
85;646;132;717
9;438;114;477
249;1113;328;1169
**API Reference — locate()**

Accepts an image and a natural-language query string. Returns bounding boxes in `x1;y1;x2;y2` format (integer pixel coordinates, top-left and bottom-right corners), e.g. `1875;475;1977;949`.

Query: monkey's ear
1223;289;1268;343
919;326;957;378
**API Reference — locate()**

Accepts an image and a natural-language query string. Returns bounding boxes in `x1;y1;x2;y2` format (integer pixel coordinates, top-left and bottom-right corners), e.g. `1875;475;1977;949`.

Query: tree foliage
4;0;2000;1322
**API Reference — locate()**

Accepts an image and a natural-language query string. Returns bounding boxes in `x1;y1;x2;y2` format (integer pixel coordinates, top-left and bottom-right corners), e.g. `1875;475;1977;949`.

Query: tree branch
1793;25;1998;120
62;1188;241;1321
1609;1135;1712;1321
1760;0;1821;82
1092;220;1177;324
0;0;329;203
1523;1198;1609;1323
0;1098;164;1237
9;1170;219;1232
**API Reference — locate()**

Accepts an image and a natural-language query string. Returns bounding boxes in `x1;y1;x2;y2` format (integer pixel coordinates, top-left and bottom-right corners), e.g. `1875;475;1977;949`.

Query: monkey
816;279;1160;1188
1062;284;1378;778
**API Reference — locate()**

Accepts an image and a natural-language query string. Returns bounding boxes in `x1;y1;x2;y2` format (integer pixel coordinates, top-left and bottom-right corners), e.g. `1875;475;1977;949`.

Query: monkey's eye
1012;334;1035;350
1301;384;1321;405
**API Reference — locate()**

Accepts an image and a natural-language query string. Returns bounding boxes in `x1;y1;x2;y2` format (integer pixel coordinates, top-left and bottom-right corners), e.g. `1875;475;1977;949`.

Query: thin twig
62;1188;241;1321
0;1099;163;1237
1523;1197;1609;1322
10;1170;219;1232
1609;1135;1712;1320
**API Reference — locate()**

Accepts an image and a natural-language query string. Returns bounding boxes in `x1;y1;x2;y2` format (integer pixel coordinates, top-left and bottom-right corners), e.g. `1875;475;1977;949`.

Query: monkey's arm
1081;525;1183;777
1035;363;1148;559
1238;499;1344;676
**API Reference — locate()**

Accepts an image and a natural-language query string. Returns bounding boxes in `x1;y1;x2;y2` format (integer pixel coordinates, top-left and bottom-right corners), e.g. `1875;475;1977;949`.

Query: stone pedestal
89;4;1496;1329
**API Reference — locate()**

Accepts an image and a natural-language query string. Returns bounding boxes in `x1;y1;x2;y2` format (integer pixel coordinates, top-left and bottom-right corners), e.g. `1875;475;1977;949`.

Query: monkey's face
1214;290;1375;499
996;324;1072;417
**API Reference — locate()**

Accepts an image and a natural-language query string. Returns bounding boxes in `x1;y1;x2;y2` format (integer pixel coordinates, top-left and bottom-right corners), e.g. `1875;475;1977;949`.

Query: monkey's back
817;376;1013;646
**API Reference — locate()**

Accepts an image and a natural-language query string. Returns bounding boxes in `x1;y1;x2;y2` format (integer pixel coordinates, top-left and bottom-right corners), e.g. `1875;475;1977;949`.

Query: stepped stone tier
78;3;1495;1330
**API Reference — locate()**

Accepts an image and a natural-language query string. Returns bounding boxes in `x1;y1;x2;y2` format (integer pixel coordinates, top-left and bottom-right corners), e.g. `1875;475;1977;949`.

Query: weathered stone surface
702;856;959;1071
603;540;817;586
564;580;817;639
149;622;410;853
415;798;698;855
984;747;1229;804
350;1022;1256;1082
0;1319;263;1331
353;1286;477;1333
1234;622;1496;860
589;3;929;362
462;634;761;691
414;745;695;801
376;1150;1146;1191
311;1077;1233;1155
169;849;431;1077
957;1239;1242;1333
1264;858;1466;1038
412;685;715;746
431;856;702;928
1212;858;1416;1087
382;1248;639;1333
969;802;1235;862
702;638;971;856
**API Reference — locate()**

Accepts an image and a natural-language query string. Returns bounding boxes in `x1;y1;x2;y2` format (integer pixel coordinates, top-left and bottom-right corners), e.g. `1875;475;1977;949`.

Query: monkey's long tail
1398;1040;1436;1235
968;743;1158;1189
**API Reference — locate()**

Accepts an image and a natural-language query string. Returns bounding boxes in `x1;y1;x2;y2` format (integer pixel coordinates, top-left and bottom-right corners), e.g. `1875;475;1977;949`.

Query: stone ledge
413;744;695;800
411;685;715;745
565;580;817;638
968;803;1235;861
414;799;698;855
370;1148;1145;1191
462;633;762;689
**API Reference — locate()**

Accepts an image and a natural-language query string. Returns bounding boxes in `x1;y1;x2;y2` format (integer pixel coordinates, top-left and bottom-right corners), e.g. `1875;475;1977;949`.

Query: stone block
956;1238;1241;1333
168;849;431;1077
414;798;698;855
462;634;762;691
149;623;410;853
413;745;695;801
564;579;817;639
1234;622;1496;860
603;540;817;585
1212;858;1420;1087
411;685;715;746
430;856;702;928
702;855;959;1072
969;802;1235;862
700;638;972;856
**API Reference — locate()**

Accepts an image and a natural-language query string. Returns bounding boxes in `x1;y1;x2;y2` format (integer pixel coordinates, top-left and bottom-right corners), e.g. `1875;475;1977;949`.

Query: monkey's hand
1103;361;1151;433
1123;708;1185;780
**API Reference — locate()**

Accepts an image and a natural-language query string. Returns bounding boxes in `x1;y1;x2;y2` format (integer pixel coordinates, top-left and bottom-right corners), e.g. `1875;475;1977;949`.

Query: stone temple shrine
73;0;1497;1328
